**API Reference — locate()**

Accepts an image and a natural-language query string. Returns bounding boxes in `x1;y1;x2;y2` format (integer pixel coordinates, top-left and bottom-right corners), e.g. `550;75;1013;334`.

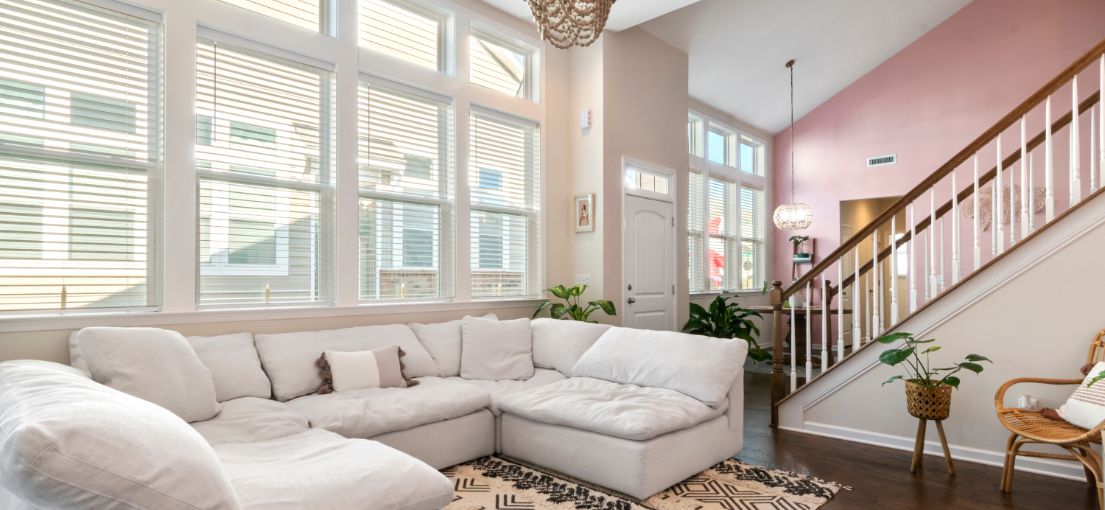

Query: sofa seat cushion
497;377;728;441
192;397;310;446
287;377;491;438
214;429;452;510
447;368;567;415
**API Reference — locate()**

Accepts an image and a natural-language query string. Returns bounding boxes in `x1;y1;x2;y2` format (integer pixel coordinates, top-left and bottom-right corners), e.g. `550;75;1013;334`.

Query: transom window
359;0;445;71
470;30;535;99
217;0;323;32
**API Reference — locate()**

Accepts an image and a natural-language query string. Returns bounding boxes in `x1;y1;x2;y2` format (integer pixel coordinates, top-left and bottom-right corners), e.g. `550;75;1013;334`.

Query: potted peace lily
878;332;991;420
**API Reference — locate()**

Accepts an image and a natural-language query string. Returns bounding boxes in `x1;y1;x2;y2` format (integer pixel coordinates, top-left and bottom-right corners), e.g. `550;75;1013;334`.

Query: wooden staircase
769;36;1105;427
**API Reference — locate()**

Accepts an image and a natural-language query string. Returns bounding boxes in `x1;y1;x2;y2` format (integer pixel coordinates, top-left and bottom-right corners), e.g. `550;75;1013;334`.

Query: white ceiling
479;0;705;32
640;0;971;134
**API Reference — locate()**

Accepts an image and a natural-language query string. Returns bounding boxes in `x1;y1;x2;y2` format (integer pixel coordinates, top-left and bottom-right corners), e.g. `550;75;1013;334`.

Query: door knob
628;297;636;304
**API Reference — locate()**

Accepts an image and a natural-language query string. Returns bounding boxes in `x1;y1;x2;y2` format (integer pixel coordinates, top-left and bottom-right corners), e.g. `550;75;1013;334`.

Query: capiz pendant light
773;59;813;231
527;0;617;49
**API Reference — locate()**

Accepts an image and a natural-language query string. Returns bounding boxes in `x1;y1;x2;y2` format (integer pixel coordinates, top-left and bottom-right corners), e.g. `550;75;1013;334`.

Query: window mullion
333;0;359;307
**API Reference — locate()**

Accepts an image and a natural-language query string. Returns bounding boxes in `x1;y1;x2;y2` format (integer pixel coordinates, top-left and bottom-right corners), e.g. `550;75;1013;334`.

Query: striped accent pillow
316;346;414;393
1057;362;1105;430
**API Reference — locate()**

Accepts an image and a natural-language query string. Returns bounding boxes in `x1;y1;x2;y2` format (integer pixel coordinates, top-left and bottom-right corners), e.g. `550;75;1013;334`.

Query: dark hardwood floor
739;372;1097;509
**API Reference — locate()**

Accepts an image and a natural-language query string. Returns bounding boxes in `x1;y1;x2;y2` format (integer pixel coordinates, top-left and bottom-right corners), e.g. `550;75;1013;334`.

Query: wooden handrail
837;92;1101;289
780;35;1105;299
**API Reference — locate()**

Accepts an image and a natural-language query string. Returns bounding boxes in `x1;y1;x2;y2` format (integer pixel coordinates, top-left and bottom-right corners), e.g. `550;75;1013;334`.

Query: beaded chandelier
773;59;813;231
526;0;617;49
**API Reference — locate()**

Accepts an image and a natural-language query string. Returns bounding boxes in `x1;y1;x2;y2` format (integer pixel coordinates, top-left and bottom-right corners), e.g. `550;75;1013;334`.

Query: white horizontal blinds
358;80;454;301
217;0;321;32
707;177;736;291
359;0;443;71
0;0;159;313
470;32;530;99
196;38;333;307
688;170;705;293
469;108;540;298
740;186;766;290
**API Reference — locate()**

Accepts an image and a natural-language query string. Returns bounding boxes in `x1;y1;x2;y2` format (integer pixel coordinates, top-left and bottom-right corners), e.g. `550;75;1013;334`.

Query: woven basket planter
905;380;952;420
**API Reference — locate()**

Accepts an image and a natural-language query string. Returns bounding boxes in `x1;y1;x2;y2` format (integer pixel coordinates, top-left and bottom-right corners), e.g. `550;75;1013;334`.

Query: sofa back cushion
531;318;611;376
410;313;497;377
0;361;241;510
73;327;221;422
187;333;272;402
571;327;747;407
255;324;439;402
460;316;534;380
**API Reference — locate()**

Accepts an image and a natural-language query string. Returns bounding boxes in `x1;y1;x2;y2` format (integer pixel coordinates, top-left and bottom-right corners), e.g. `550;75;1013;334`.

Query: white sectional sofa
0;316;748;509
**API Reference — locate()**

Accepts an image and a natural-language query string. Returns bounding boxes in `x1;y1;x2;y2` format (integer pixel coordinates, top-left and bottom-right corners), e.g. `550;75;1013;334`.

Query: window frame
468;27;539;101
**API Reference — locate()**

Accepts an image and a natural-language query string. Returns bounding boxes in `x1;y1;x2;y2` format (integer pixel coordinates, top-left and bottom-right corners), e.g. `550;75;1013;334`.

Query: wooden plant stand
910;418;956;475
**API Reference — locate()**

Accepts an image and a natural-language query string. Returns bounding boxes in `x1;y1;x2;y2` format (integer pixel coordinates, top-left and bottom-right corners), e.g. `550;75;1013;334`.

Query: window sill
0;298;546;333
690;291;766;299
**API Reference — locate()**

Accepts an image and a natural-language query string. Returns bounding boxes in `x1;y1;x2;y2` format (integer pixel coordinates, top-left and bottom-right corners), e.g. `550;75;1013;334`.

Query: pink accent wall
772;0;1105;283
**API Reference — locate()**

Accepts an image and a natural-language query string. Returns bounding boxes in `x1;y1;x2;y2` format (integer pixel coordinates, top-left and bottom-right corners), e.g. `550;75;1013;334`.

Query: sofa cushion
74;326;221;422
188;332;272;402
460;316;534;380
447;368;567;415
531;318;611;376
0;361;240;510
321;346;411;393
571;327;747;407
214;429;453;510
497;377;728;441
255;324;440;402
192;397;310;446
410;313;497;377
287;377;491;438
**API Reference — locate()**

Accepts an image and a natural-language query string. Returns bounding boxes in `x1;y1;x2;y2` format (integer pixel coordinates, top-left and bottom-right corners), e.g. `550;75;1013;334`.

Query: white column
334;0;360;307
1072;75;1082;206
1046;95;1055;222
951;171;960;284
972;155;981;270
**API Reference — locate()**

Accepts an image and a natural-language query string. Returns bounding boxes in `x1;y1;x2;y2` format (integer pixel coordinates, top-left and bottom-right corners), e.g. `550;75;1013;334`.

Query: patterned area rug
442;456;846;509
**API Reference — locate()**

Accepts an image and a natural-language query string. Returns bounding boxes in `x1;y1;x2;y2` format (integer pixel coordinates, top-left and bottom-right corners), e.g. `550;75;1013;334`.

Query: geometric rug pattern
442;456;846;510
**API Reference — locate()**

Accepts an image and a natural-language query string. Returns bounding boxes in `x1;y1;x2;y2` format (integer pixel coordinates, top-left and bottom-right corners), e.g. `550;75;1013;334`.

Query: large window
0;0;160;314
469;108;541;298
359;0;445;71
688;110;767;293
358;80;453;301
195;37;333;307
469;31;535;99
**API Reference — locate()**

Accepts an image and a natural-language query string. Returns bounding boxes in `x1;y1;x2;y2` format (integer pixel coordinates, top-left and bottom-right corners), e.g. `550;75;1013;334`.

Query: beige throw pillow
1057;362;1105;430
316;346;415;394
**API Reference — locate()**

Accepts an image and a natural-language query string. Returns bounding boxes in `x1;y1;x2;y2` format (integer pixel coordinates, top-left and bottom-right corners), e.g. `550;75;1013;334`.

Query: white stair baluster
891;215;899;323
853;248;861;352
995;137;1004;254
821;276;829;372
1021;116;1029;239
790;298;797;393
872;232;880;334
1092;105;1098;197
909;204;917;313
1029;152;1036;231
865;272;872;343
1072;75;1081;206
973;155;981;269
837;261;844;362
1099;56;1104;182
805;281;812;383
1046;95;1055;222
928;189;936;300
951;171;960;284
938;216;944;292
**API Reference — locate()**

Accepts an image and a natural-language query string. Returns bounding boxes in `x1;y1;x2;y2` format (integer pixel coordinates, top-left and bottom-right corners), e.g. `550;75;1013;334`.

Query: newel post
769;280;784;428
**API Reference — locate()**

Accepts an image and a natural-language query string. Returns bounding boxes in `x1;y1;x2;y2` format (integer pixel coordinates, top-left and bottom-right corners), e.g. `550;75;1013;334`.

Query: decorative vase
904;380;952;420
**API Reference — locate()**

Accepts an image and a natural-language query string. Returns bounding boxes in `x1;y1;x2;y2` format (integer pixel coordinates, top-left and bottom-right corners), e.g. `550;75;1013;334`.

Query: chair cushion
410;313;497;377
286;377;491;438
447;368;567;415
460;316;534;380
255;324;440;402
214;429;453;510
74;327;221;422
192;397;310;446
497;377;728;441
531;318;611;376
571;327;747;407
0;361;240;510
188;332;272;402
1058;362;1105;429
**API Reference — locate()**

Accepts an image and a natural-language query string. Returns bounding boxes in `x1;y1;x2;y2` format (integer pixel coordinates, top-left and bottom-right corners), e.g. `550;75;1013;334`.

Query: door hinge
671;217;675;227
672;284;675;295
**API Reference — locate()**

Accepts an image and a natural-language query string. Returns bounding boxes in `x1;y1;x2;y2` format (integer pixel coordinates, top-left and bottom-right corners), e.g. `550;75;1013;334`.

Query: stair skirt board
779;421;1087;481
776;189;1105;482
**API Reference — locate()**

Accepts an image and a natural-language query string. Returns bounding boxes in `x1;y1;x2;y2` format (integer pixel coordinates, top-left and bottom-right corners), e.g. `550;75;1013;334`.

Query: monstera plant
532;284;616;323
683;295;770;362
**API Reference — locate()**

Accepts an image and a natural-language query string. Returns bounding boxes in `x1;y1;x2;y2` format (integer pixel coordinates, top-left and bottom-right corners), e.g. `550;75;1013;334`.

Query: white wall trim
784;421;1087;481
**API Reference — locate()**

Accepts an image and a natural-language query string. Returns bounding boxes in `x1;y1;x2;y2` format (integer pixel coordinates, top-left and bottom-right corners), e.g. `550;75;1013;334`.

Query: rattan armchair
994;330;1105;509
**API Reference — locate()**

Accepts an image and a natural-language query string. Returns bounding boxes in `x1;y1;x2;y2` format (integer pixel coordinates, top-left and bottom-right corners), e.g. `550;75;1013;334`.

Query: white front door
623;194;675;330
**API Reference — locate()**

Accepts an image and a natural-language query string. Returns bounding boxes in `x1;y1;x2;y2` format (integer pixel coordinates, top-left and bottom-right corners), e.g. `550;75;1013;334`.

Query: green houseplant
877;331;991;420
682;295;770;361
532;284;616;323
789;234;811;259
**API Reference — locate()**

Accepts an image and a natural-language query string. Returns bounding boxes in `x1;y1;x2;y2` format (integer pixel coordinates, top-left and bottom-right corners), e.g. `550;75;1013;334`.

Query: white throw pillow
1057;362;1105;429
255;324;440;402
74;327;221;422
411;313;497;377
460;316;534;381
531;318;612;376
571;327;748;407
323;347;409;392
188;332;272;402
0;361;241;510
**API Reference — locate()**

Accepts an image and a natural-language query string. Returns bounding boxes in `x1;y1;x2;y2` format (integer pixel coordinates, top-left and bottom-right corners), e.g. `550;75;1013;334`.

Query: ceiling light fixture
526;0;617;49
773;59;813;231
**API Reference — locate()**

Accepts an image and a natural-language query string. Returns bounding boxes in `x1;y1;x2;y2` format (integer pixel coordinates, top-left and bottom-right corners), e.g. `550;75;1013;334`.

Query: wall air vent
867;154;897;167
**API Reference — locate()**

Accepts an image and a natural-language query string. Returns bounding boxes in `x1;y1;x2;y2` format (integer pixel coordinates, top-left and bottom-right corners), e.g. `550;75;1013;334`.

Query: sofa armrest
725;369;744;434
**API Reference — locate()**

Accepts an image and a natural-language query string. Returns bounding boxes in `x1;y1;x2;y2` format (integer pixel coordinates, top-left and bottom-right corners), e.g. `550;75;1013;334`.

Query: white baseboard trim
780;421;1087;481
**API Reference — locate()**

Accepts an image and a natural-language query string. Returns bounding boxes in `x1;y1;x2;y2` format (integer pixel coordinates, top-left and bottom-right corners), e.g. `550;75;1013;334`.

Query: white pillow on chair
1057;362;1105;430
